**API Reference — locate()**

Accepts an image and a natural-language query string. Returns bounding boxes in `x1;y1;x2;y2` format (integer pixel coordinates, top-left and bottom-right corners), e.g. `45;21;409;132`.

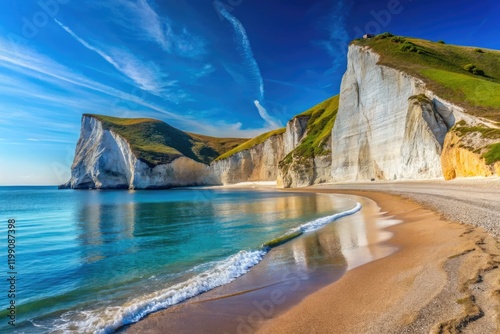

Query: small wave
299;202;362;233
51;250;266;334
261;202;362;249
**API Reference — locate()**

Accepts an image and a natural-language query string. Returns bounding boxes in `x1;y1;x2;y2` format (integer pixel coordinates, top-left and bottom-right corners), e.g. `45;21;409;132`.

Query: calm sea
0;186;359;333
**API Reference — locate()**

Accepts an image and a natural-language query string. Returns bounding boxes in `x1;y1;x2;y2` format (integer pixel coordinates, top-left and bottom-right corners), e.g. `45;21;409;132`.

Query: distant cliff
210;95;339;187
209;128;285;184
60;115;245;189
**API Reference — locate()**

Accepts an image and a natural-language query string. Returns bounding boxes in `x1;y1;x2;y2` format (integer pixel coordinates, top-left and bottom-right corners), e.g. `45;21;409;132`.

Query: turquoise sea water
0;186;359;333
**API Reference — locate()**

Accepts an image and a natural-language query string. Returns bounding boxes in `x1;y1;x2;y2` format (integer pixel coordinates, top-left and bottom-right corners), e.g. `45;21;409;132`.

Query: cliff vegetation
352;33;500;122
280;95;339;167
85;114;247;167
215;128;286;161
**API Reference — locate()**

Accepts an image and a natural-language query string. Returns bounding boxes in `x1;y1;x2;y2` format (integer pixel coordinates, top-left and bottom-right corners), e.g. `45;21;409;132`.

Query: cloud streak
314;0;352;75
55;18;166;94
0;35;271;139
215;1;283;129
215;1;264;100
254;100;282;129
107;0;206;58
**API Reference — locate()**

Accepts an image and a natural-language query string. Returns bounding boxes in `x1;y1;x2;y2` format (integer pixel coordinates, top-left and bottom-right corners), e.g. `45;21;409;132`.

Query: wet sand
125;188;500;333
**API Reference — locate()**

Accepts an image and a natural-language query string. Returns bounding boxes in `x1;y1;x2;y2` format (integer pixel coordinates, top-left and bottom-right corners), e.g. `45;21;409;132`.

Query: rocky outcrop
441;131;500;180
284;116;309;155
330;45;459;181
209;133;284;184
60;115;216;189
278;154;332;188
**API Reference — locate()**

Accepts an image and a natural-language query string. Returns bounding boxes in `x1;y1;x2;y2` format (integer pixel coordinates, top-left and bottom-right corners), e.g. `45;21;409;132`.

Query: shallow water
0;186;358;333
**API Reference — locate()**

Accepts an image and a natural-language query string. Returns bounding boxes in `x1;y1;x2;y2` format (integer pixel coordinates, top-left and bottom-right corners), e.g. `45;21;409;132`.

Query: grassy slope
215;128;286;161
87;114;247;167
281;95;340;166
214;95;340;162
352;35;500;122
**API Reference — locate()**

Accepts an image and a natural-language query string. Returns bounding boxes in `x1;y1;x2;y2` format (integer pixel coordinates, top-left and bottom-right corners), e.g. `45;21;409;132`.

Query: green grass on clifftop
483;143;500;165
215;128;286;161
86;114;247;167
352;34;500;122
281;95;340;167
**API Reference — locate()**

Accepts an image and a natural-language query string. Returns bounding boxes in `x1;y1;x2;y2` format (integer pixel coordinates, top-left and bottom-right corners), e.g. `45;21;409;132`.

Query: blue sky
0;0;499;185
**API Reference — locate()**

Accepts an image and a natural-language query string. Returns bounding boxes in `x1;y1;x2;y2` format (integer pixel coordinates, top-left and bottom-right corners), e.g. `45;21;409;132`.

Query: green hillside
352;33;500;122
215;128;286;161
280;95;340;168
216;95;340;162
86;114;247;167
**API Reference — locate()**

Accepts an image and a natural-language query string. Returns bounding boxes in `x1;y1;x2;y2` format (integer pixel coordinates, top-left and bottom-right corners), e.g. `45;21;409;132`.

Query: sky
0;0;499;185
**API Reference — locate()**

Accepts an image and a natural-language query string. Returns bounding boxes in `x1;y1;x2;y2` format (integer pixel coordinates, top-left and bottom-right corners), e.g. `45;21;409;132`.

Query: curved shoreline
257;189;500;333
125;185;500;333
124;192;401;333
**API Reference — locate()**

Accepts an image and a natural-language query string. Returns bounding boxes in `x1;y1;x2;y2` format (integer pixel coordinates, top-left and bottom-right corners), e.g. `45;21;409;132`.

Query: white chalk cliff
210;133;285;184
331;45;461;181
61;115;215;189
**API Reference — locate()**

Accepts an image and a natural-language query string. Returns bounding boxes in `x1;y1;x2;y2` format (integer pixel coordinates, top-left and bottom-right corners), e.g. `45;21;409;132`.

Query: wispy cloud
253;100;282;129
55;18;167;94
215;1;282;129
0;35;196;124
0;35;269;139
215;0;263;100
27;138;73;143
190;63;216;80
106;0;206;58
265;78;327;93
314;0;352;75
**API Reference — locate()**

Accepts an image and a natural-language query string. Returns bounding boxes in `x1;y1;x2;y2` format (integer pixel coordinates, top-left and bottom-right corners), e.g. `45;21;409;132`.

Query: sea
0;186;363;333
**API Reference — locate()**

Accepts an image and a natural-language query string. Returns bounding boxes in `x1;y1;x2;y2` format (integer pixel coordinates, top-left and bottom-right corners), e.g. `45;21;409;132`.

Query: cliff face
283;116;309;155
330;45;459;181
61;115;216;189
210;133;284;184
212;96;339;188
441;128;500;180
277;95;340;188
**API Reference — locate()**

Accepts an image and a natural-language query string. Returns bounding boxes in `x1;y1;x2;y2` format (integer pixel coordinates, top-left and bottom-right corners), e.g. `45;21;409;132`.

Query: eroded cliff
278;96;339;188
441;123;500;180
210;131;285;184
330;45;458;181
62;37;500;190
61;115;219;189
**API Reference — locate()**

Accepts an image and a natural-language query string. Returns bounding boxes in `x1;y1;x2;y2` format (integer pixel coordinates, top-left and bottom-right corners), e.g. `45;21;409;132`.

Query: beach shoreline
257;188;500;333
125;181;500;333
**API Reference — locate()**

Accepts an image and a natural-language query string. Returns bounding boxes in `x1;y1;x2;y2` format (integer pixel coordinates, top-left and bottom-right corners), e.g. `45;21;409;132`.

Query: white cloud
215;1;264;100
253;100;282;129
55;18;166;94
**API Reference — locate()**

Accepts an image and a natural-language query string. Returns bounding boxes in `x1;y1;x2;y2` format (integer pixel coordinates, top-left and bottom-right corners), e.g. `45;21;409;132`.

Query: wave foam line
262;202;362;249
299;202;362;233
51;250;266;334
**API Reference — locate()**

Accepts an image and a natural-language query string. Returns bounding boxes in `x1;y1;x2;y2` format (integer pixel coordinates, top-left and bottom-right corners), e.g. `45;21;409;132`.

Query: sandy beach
125;179;500;333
